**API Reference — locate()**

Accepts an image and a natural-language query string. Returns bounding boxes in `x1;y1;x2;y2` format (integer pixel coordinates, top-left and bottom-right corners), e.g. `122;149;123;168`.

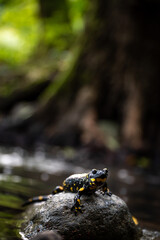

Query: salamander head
88;168;108;186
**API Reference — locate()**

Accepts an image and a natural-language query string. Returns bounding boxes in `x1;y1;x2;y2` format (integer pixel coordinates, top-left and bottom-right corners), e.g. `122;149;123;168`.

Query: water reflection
0;147;86;175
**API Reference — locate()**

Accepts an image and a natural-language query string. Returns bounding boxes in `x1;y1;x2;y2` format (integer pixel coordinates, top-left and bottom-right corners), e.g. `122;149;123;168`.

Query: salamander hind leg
52;186;64;195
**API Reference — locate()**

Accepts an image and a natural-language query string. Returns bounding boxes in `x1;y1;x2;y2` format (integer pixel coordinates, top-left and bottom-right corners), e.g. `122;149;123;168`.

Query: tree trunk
35;0;160;150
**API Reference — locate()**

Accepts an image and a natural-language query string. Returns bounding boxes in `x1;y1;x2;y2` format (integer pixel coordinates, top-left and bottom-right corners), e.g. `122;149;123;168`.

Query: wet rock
141;229;160;240
22;192;142;240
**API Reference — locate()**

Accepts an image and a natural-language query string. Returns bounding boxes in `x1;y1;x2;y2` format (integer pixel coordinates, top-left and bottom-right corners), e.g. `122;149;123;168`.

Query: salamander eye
103;168;108;174
92;169;97;174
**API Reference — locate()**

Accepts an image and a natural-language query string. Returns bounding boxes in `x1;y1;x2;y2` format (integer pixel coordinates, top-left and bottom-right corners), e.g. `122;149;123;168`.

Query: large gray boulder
21;192;142;240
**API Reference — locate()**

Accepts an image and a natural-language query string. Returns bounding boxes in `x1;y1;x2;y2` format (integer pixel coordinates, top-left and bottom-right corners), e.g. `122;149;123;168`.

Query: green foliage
0;0;88;65
0;0;40;65
39;0;88;50
0;193;22;208
137;157;150;168
68;0;88;33
40;46;81;102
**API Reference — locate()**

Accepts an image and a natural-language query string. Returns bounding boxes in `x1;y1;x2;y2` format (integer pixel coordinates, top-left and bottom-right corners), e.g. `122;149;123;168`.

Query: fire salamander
23;168;112;214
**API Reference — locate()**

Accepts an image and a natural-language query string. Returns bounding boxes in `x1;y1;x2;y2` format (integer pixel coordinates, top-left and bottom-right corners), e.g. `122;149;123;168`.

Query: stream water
0;147;159;240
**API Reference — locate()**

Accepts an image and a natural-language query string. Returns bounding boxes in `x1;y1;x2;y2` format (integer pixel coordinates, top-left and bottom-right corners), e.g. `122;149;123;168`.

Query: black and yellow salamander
23;168;112;214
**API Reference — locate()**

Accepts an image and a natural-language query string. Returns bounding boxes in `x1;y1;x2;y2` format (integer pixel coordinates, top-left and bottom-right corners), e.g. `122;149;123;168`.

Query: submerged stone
21;192;142;240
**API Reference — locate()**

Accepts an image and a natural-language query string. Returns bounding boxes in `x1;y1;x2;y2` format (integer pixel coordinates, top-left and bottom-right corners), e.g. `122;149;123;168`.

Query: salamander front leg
102;182;112;197
71;187;86;215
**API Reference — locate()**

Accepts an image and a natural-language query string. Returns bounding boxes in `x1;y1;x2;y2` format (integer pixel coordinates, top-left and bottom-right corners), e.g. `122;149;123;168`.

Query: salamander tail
22;195;49;207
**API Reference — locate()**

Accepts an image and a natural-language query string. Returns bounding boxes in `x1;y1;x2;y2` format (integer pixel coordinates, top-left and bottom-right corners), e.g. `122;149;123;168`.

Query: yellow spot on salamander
77;199;80;204
38;196;43;201
76;187;79;191
91;178;95;182
132;216;138;225
59;186;64;190
79;187;85;191
70;187;73;191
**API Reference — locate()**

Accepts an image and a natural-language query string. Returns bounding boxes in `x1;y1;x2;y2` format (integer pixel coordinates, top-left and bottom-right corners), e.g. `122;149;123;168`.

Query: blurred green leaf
137;157;150;168
0;0;88;66
0;0;40;65
68;0;88;33
0;193;22;208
